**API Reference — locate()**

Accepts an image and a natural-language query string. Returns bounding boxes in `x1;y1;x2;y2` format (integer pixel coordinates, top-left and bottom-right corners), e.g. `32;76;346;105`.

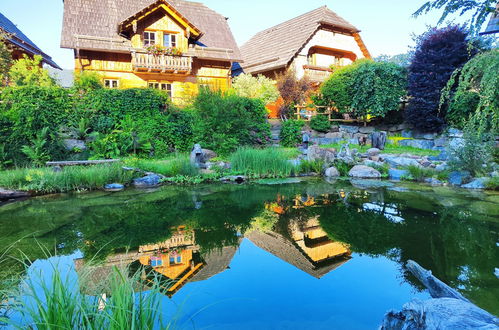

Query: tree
320;60;407;118
0;32;13;85
405;26;475;132
9;54;55;87
413;0;497;35
276;70;312;116
232;74;280;104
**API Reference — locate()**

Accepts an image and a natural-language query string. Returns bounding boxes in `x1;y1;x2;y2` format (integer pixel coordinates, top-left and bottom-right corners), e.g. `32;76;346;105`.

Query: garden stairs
269;119;282;146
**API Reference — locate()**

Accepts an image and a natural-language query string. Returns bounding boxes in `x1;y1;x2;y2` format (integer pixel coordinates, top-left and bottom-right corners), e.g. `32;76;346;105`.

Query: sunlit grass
230;147;296;178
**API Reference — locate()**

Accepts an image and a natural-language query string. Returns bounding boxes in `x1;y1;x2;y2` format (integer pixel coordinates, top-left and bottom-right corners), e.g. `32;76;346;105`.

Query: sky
0;0;473;70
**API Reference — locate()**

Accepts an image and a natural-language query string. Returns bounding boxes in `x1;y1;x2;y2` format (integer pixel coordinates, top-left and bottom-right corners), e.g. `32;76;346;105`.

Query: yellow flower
25;174;33;182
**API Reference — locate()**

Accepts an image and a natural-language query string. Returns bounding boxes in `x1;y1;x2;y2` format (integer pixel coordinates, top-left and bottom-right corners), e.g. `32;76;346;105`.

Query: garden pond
0;178;498;329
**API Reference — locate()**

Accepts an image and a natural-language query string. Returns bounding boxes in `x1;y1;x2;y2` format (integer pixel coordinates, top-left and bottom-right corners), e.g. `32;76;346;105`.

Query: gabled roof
61;0;242;61
0;12;61;69
481;4;499;35
241;6;368;74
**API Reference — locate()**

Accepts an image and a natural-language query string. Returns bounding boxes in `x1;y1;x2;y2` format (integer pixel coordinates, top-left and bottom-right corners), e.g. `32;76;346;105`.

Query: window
169;256;182;264
104;79;119;89
163;34;177;47
148;82;173;98
143;31;156;47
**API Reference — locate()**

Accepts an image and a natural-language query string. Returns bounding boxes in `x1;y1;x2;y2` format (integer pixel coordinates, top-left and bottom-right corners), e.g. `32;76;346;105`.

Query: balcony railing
303;65;333;83
132;52;192;74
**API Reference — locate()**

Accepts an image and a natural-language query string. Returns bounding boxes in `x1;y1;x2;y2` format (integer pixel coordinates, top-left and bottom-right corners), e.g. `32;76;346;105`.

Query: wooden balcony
132;52;192;74
303;65;333;83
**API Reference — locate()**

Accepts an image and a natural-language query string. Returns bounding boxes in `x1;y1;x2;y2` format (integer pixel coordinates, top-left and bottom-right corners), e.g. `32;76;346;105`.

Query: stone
307;145;336;164
350;179;393;189
384;156;420;168
52;165;63;173
133;174;162;187
367;148;380;157
201;149;217;161
359;126;375;134
429;150;449;161
63;139;87;151
388;169;409;181
398;139;435;150
413;131;438;140
461;178;488;190
104;183;125;192
312;137;342;145
370;156;380;162
190;144;207;169
325;132;342;139
200;169;215;175
448;171;471;186
324;167;340;177
339;125;359;134
420;160;432;167
401;130;413;138
0;188;29;200
348;165;381;178
425;178;443;186
435;163;449;172
433;136;447;147
363;160;384;167
220;175;246;184
348;138;359;145
448;138;464;150
371;131;387;150
447;128;463;138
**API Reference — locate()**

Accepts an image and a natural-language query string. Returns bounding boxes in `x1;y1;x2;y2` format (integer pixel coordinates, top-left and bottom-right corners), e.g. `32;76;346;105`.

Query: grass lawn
320;143;441;157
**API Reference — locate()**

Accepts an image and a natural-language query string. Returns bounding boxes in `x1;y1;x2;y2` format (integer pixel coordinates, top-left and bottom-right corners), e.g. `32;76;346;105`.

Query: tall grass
0;164;135;193
405;165;436;182
126;155;198;177
230;147;296;178
0;256;170;329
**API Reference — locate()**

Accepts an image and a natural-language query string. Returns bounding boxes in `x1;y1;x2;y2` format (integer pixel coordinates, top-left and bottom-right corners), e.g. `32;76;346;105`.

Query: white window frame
163;33;177;48
148;82;173;99
143;31;156;47
104;79;119;89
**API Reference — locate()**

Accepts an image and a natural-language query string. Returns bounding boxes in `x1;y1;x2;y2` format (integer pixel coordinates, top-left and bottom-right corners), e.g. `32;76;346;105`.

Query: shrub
21;127;51;167
230;147;296;178
73;71;103;91
443;50;499;129
279;119;304;147
406;26;475;132
9;55;55;87
485;176;499;191
232;74;280;104
320;60;407;118
310;114;331;133
192;89;270;155
334;160;354;177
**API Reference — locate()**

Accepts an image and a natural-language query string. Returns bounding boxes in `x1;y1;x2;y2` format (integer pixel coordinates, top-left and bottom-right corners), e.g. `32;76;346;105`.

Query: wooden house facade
61;0;242;104
240;6;370;84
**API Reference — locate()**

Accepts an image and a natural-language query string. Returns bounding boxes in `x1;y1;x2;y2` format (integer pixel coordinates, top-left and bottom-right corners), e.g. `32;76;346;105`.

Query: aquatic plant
230;147;296;178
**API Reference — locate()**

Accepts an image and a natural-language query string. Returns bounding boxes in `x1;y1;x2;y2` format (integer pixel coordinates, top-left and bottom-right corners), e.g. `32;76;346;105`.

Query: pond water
0;179;498;329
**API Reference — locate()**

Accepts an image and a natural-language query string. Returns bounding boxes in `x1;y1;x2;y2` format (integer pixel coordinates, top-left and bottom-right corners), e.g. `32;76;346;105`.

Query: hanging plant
146;45;183;57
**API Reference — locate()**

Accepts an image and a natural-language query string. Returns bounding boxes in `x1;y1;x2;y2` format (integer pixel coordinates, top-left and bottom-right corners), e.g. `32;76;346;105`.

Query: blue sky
1;0;471;69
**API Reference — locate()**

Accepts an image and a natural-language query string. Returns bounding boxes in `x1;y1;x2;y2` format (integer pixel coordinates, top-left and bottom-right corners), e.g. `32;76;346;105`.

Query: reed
230;147;296;178
126;155;198;177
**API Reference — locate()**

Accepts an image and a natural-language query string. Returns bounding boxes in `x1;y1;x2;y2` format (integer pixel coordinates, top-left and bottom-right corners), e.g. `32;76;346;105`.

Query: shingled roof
481;4;499;35
241;6;368;74
0;12;61;69
61;0;242;61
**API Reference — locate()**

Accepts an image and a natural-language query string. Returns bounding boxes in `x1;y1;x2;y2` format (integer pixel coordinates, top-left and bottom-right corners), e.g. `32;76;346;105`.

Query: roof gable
481;4;499;35
118;0;202;38
241;6;365;74
0;12;61;69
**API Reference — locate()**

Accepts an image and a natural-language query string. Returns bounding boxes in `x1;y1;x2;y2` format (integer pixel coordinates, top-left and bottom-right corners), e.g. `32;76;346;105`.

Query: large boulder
324;167;340;177
367;148;380;157
307;145;336;164
0;188;29;200
388;169;408;181
201;149;217;161
461;178;488;190
448;171;471;186
63;139;87;151
339;125;359;134
359;126;375;134
384;156;420;168
133;174;162;187
104;183;125;192
349;165;381;179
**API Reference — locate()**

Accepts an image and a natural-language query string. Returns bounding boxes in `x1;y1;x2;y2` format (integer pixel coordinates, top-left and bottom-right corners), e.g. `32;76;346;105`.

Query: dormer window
163;34;177;47
143;31;156;47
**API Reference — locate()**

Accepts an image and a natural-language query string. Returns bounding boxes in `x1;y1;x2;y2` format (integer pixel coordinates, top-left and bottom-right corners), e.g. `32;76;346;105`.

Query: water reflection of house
246;217;351;279
75;227;241;297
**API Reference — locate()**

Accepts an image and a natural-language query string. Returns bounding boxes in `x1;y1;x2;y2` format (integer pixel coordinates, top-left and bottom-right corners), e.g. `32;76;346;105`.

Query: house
0;12;61;69
61;0;242;104
481;4;499;35
240;6;370;83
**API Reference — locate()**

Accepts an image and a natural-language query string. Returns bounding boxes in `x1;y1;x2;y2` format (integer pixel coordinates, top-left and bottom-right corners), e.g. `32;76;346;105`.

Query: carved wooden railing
303;65;333;82
132;51;192;73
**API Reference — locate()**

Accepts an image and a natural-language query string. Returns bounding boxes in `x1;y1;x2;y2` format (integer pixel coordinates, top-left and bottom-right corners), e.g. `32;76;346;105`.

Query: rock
63;139;87;151
429;150;449;161
448;138;464;150
385;156;420;168
350;179;393;189
448;171;471;186
447;128;463;138
433;136;447;147
190;144;207;169
388;169;409;181
425;178;443;186
312;137;342;145
133;174;161;187
461;177;488;190
435;163;448;172
398;139;435;150
325;132;342;139
0;188;30;200
324;167;340;177
370;155;380;162
200;169;215;175
420;160;432;167
367;148;380;157
339;125;359;134
413;131;438;140
104;183;125;192
363;160;384;167
371;131;387;150
52;165;63;173
307;145;336;164
348;138;359;145
349;165;381;178
201;149;217;161
220;175;246;184
359;126;375;134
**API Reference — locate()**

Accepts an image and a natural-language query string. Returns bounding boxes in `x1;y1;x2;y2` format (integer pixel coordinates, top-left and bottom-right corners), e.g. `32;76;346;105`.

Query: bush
232;74;280;104
73;71;103;91
405;165;435;182
443;50;499;129
192;89;270;155
406;26;476;132
310;114;331;133
230;147;296;178
320;60;407;118
279;119;304;147
9;55;55;87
